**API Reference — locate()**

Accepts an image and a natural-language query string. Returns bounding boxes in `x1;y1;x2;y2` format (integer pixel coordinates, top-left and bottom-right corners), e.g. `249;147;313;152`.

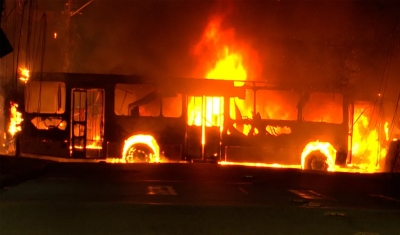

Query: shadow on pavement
0;155;50;188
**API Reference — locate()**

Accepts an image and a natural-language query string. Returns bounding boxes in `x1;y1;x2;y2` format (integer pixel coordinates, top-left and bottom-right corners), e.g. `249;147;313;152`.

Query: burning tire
124;143;155;163
304;151;328;171
122;134;160;163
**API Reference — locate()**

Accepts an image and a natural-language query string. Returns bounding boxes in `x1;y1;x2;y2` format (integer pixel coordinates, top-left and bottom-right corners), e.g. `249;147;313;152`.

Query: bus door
71;88;104;158
186;96;224;161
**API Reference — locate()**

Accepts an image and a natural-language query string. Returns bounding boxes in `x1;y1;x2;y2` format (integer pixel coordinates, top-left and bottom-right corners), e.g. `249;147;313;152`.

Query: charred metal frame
222;81;352;166
14;73;352;167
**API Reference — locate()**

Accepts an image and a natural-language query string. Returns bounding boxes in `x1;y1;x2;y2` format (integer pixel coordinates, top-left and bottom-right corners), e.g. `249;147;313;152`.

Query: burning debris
122;134;160;163
8;102;23;137
18;68;30;83
0;101;23;155
351;103;388;172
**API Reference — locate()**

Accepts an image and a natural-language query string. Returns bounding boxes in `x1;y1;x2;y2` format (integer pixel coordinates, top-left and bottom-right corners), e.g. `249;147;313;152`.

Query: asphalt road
1;162;400;235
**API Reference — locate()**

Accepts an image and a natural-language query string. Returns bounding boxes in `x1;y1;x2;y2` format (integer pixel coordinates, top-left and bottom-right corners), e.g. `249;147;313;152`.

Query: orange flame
8;102;23;137
19;68;30;83
193;16;253;83
384;121;389;141
187;15;387;173
206;46;247;85
122;134;160;163
189;15;261;130
352;105;386;172
301;141;336;172
189;16;250;130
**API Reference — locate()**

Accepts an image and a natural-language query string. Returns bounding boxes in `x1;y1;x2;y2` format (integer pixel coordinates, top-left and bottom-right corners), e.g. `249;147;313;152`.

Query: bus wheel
124;143;154;163
305;151;328;171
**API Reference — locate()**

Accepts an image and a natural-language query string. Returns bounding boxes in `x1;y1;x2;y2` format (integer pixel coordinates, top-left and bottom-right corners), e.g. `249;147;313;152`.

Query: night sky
4;0;400;102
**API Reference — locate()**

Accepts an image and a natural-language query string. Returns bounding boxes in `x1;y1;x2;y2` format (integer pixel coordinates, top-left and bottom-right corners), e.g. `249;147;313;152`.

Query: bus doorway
186;96;224;161
70;88;104;158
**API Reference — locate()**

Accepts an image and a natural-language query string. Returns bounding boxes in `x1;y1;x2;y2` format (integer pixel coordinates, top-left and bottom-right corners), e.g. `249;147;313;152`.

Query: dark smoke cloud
37;0;399;100
64;0;217;77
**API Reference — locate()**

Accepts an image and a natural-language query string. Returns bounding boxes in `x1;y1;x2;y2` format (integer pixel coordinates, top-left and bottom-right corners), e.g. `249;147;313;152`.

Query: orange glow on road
219;161;300;169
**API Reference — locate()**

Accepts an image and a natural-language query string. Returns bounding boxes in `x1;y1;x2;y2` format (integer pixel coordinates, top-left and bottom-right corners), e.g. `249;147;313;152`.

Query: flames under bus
16;73;352;171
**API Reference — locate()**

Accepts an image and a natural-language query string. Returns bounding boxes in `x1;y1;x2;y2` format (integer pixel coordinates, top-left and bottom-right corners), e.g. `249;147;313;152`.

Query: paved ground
1;162;400;235
0;155;50;188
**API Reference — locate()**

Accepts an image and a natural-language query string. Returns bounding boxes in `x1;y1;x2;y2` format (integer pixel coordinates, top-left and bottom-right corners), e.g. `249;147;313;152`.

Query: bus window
114;84;160;117
303;92;343;124
25;81;65;114
230;89;254;120
228;89;254;136
31;117;67;130
255;90;298;120
162;94;182;117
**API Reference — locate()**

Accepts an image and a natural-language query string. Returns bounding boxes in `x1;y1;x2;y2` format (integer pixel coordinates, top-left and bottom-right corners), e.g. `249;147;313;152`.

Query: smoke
26;0;400;94
62;0;216;77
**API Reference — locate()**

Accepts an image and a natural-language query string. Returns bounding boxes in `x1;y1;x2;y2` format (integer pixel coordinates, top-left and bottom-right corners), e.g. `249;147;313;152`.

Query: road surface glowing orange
9;102;23;137
301;141;336;172
219;161;300;169
122;134;160;163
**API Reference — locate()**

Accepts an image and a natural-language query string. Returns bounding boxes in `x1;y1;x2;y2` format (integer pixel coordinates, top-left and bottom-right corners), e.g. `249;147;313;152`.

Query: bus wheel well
124;143;154;163
304;151;328;171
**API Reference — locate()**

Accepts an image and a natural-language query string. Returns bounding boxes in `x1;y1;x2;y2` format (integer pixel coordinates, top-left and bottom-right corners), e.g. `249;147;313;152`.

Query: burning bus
0;2;397;174
5;72;360;172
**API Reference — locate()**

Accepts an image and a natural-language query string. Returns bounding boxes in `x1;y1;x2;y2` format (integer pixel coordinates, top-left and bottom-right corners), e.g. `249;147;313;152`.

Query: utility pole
63;0;72;72
63;0;94;72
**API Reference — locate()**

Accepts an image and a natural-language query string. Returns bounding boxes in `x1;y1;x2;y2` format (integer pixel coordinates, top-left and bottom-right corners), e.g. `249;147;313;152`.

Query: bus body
15;73;352;170
223;82;350;170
